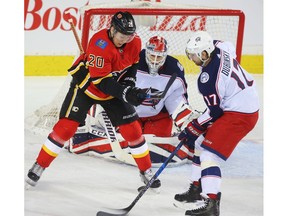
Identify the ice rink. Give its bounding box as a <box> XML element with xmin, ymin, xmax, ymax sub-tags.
<box><xmin>22</xmin><ymin>75</ymin><xmax>263</xmax><ymax>216</ymax></box>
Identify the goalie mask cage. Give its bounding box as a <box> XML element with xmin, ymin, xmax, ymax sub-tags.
<box><xmin>25</xmin><ymin>1</ymin><xmax>245</xmax><ymax>135</ymax></box>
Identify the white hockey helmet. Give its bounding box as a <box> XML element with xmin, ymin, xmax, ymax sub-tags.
<box><xmin>145</xmin><ymin>36</ymin><xmax>168</xmax><ymax>76</ymax></box>
<box><xmin>185</xmin><ymin>31</ymin><xmax>215</xmax><ymax>63</ymax></box>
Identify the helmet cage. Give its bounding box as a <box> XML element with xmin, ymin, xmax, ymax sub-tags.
<box><xmin>145</xmin><ymin>36</ymin><xmax>168</xmax><ymax>76</ymax></box>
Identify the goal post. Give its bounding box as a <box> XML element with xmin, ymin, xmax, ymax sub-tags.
<box><xmin>25</xmin><ymin>1</ymin><xmax>245</xmax><ymax>141</ymax></box>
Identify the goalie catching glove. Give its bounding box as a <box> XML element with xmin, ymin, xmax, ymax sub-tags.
<box><xmin>178</xmin><ymin>119</ymin><xmax>206</xmax><ymax>148</ymax></box>
<box><xmin>122</xmin><ymin>86</ymin><xmax>149</xmax><ymax>106</ymax></box>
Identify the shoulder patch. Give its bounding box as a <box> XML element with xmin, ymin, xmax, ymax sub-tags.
<box><xmin>200</xmin><ymin>72</ymin><xmax>209</xmax><ymax>83</ymax></box>
<box><xmin>95</xmin><ymin>39</ymin><xmax>108</xmax><ymax>49</ymax></box>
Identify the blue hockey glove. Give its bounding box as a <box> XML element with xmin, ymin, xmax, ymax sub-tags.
<box><xmin>178</xmin><ymin>119</ymin><xmax>206</xmax><ymax>149</ymax></box>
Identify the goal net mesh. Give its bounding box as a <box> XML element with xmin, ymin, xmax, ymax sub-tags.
<box><xmin>25</xmin><ymin>1</ymin><xmax>245</xmax><ymax>135</ymax></box>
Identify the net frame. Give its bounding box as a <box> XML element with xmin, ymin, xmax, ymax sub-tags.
<box><xmin>81</xmin><ymin>4</ymin><xmax>245</xmax><ymax>62</ymax></box>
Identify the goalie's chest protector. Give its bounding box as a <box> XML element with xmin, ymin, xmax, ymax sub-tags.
<box><xmin>135</xmin><ymin>71</ymin><xmax>172</xmax><ymax>117</ymax></box>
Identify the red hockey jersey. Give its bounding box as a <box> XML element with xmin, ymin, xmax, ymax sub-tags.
<box><xmin>84</xmin><ymin>28</ymin><xmax>141</xmax><ymax>100</ymax></box>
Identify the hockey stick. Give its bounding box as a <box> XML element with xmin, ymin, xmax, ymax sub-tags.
<box><xmin>96</xmin><ymin>140</ymin><xmax>185</xmax><ymax>216</ymax></box>
<box><xmin>65</xmin><ymin>11</ymin><xmax>84</xmax><ymax>54</ymax></box>
<box><xmin>147</xmin><ymin>73</ymin><xmax>177</xmax><ymax>99</ymax></box>
<box><xmin>65</xmin><ymin>11</ymin><xmax>136</xmax><ymax>165</ymax></box>
<box><xmin>101</xmin><ymin>111</ymin><xmax>136</xmax><ymax>166</ymax></box>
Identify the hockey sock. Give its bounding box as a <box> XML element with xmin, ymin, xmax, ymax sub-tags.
<box><xmin>36</xmin><ymin>132</ymin><xmax>65</xmax><ymax>168</ymax></box>
<box><xmin>36</xmin><ymin>118</ymin><xmax>79</xmax><ymax>168</ymax></box>
<box><xmin>193</xmin><ymin>181</ymin><xmax>200</xmax><ymax>186</ymax></box>
<box><xmin>207</xmin><ymin>193</ymin><xmax>218</xmax><ymax>200</ymax></box>
<box><xmin>129</xmin><ymin>139</ymin><xmax>151</xmax><ymax>172</ymax></box>
<box><xmin>118</xmin><ymin>121</ymin><xmax>152</xmax><ymax>171</ymax></box>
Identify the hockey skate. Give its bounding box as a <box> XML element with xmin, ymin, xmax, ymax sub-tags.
<box><xmin>174</xmin><ymin>183</ymin><xmax>202</xmax><ymax>202</ymax></box>
<box><xmin>26</xmin><ymin>162</ymin><xmax>45</xmax><ymax>187</ymax></box>
<box><xmin>173</xmin><ymin>183</ymin><xmax>203</xmax><ymax>210</ymax></box>
<box><xmin>185</xmin><ymin>192</ymin><xmax>221</xmax><ymax>216</ymax></box>
<box><xmin>138</xmin><ymin>168</ymin><xmax>161</xmax><ymax>193</ymax></box>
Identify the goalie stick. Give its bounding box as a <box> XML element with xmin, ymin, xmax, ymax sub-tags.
<box><xmin>101</xmin><ymin>111</ymin><xmax>136</xmax><ymax>166</ymax></box>
<box><xmin>96</xmin><ymin>140</ymin><xmax>185</xmax><ymax>216</ymax></box>
<box><xmin>146</xmin><ymin>72</ymin><xmax>177</xmax><ymax>99</ymax></box>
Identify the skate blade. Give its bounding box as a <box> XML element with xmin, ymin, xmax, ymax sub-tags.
<box><xmin>173</xmin><ymin>200</ymin><xmax>205</xmax><ymax>210</ymax></box>
<box><xmin>25</xmin><ymin>182</ymin><xmax>33</xmax><ymax>190</ymax></box>
<box><xmin>25</xmin><ymin>178</ymin><xmax>36</xmax><ymax>190</ymax></box>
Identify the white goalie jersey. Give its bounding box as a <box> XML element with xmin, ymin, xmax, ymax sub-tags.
<box><xmin>135</xmin><ymin>65</ymin><xmax>188</xmax><ymax>118</ymax></box>
<box><xmin>136</xmin><ymin>49</ymin><xmax>195</xmax><ymax>129</ymax></box>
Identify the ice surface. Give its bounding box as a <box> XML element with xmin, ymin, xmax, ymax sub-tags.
<box><xmin>24</xmin><ymin>76</ymin><xmax>263</xmax><ymax>216</ymax></box>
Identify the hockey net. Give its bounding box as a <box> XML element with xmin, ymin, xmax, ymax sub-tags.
<box><xmin>25</xmin><ymin>1</ymin><xmax>245</xmax><ymax>137</ymax></box>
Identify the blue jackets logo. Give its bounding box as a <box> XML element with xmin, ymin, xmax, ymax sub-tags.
<box><xmin>200</xmin><ymin>72</ymin><xmax>209</xmax><ymax>83</ymax></box>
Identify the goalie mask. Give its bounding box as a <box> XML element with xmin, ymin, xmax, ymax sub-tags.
<box><xmin>185</xmin><ymin>31</ymin><xmax>215</xmax><ymax>65</ymax></box>
<box><xmin>145</xmin><ymin>36</ymin><xmax>168</xmax><ymax>76</ymax></box>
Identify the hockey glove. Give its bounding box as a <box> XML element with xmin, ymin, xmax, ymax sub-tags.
<box><xmin>68</xmin><ymin>53</ymin><xmax>90</xmax><ymax>90</ymax></box>
<box><xmin>119</xmin><ymin>63</ymin><xmax>138</xmax><ymax>87</ymax></box>
<box><xmin>122</xmin><ymin>86</ymin><xmax>148</xmax><ymax>106</ymax></box>
<box><xmin>120</xmin><ymin>76</ymin><xmax>136</xmax><ymax>87</ymax></box>
<box><xmin>178</xmin><ymin>119</ymin><xmax>206</xmax><ymax>149</ymax></box>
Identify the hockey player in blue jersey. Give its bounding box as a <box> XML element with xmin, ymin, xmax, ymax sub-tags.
<box><xmin>174</xmin><ymin>31</ymin><xmax>260</xmax><ymax>216</ymax></box>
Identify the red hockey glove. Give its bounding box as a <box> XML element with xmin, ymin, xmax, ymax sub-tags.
<box><xmin>178</xmin><ymin>119</ymin><xmax>206</xmax><ymax>149</ymax></box>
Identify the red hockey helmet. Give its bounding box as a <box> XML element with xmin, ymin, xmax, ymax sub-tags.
<box><xmin>145</xmin><ymin>36</ymin><xmax>168</xmax><ymax>76</ymax></box>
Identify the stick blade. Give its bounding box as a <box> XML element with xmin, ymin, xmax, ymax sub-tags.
<box><xmin>96</xmin><ymin>207</ymin><xmax>130</xmax><ymax>216</ymax></box>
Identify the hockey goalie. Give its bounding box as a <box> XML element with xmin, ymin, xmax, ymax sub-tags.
<box><xmin>67</xmin><ymin>36</ymin><xmax>201</xmax><ymax>167</ymax></box>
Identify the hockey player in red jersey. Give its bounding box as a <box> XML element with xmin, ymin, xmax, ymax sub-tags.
<box><xmin>26</xmin><ymin>11</ymin><xmax>161</xmax><ymax>189</ymax></box>
<box><xmin>173</xmin><ymin>31</ymin><xmax>259</xmax><ymax>216</ymax></box>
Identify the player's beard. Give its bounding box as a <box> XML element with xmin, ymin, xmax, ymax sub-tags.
<box><xmin>194</xmin><ymin>60</ymin><xmax>203</xmax><ymax>66</ymax></box>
